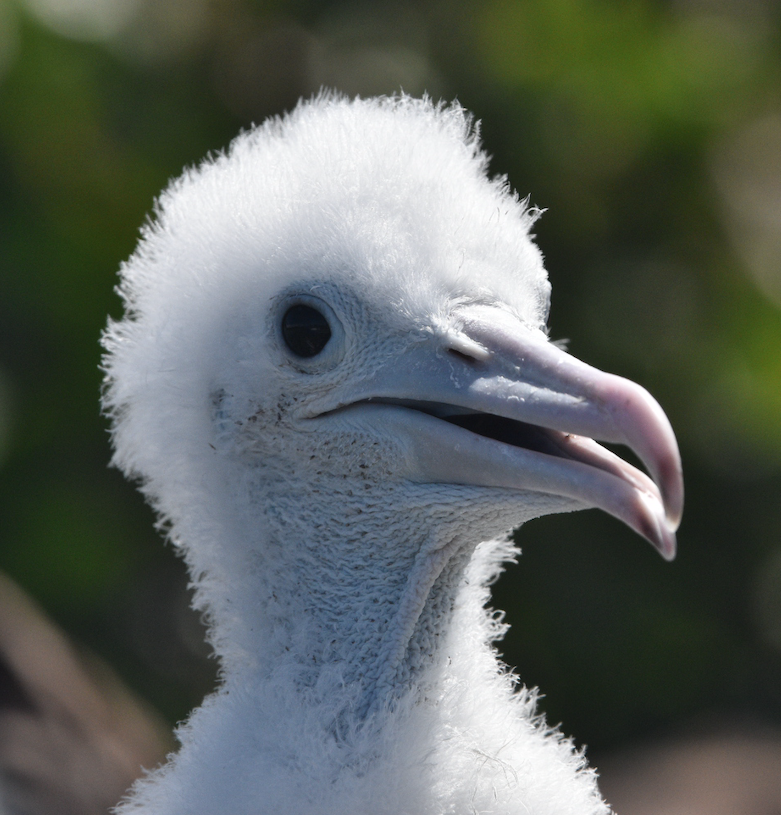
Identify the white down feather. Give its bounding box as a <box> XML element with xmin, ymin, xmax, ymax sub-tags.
<box><xmin>103</xmin><ymin>94</ymin><xmax>610</xmax><ymax>815</ymax></box>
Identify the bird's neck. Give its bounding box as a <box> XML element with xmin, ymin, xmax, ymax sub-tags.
<box><xmin>140</xmin><ymin>472</ymin><xmax>611</xmax><ymax>815</ymax></box>
<box><xmin>227</xmin><ymin>476</ymin><xmax>482</xmax><ymax>720</ymax></box>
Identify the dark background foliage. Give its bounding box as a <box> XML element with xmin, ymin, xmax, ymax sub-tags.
<box><xmin>1</xmin><ymin>0</ymin><xmax>780</xmax><ymax>761</ymax></box>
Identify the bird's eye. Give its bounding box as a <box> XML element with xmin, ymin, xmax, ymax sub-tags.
<box><xmin>281</xmin><ymin>304</ymin><xmax>332</xmax><ymax>358</ymax></box>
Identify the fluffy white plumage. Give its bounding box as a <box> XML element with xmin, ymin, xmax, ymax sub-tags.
<box><xmin>102</xmin><ymin>94</ymin><xmax>682</xmax><ymax>815</ymax></box>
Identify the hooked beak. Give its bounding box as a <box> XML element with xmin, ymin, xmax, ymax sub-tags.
<box><xmin>313</xmin><ymin>305</ymin><xmax>683</xmax><ymax>560</ymax></box>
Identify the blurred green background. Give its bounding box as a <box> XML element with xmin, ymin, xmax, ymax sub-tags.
<box><xmin>0</xmin><ymin>0</ymin><xmax>779</xmax><ymax>760</ymax></box>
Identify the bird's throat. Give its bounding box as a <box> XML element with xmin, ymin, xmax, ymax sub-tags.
<box><xmin>213</xmin><ymin>474</ymin><xmax>502</xmax><ymax>729</ymax></box>
<box><xmin>355</xmin><ymin>535</ymin><xmax>473</xmax><ymax>720</ymax></box>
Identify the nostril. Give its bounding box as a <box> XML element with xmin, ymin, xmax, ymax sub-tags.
<box><xmin>444</xmin><ymin>332</ymin><xmax>491</xmax><ymax>364</ymax></box>
<box><xmin>448</xmin><ymin>347</ymin><xmax>478</xmax><ymax>364</ymax></box>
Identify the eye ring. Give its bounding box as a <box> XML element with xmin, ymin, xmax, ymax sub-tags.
<box><xmin>274</xmin><ymin>292</ymin><xmax>346</xmax><ymax>372</ymax></box>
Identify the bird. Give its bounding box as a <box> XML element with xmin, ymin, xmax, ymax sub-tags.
<box><xmin>101</xmin><ymin>93</ymin><xmax>683</xmax><ymax>815</ymax></box>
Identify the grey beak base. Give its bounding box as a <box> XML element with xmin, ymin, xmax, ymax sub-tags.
<box><xmin>314</xmin><ymin>307</ymin><xmax>683</xmax><ymax>559</ymax></box>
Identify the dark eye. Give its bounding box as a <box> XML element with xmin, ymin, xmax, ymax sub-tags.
<box><xmin>281</xmin><ymin>304</ymin><xmax>332</xmax><ymax>358</ymax></box>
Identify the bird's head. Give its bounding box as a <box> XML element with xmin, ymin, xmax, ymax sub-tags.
<box><xmin>103</xmin><ymin>94</ymin><xmax>681</xmax><ymax>594</ymax></box>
